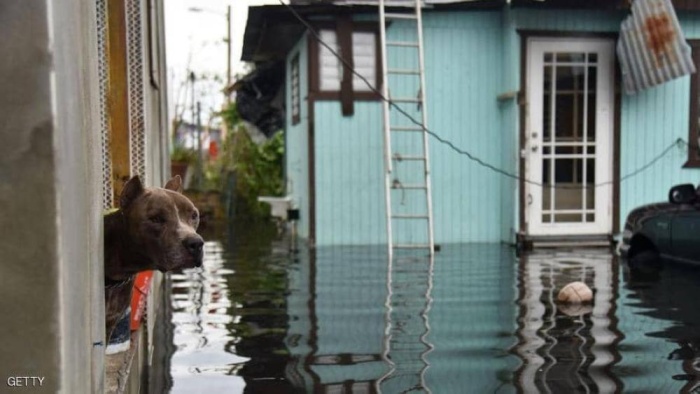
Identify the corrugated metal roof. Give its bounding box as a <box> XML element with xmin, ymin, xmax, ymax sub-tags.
<box><xmin>617</xmin><ymin>0</ymin><xmax>695</xmax><ymax>94</ymax></box>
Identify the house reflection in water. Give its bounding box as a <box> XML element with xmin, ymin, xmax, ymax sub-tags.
<box><xmin>617</xmin><ymin>263</ymin><xmax>700</xmax><ymax>393</ymax></box>
<box><xmin>162</xmin><ymin>233</ymin><xmax>700</xmax><ymax>392</ymax></box>
<box><xmin>378</xmin><ymin>254</ymin><xmax>434</xmax><ymax>393</ymax></box>
<box><xmin>285</xmin><ymin>245</ymin><xmax>519</xmax><ymax>393</ymax></box>
<box><xmin>513</xmin><ymin>250</ymin><xmax>622</xmax><ymax>393</ymax></box>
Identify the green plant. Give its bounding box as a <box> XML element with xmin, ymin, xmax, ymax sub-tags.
<box><xmin>219</xmin><ymin>102</ymin><xmax>242</xmax><ymax>130</ymax></box>
<box><xmin>171</xmin><ymin>145</ymin><xmax>198</xmax><ymax>164</ymax></box>
<box><xmin>219</xmin><ymin>103</ymin><xmax>284</xmax><ymax>218</ymax></box>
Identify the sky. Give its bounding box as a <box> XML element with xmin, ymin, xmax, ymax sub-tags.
<box><xmin>164</xmin><ymin>0</ymin><xmax>281</xmax><ymax>126</ymax></box>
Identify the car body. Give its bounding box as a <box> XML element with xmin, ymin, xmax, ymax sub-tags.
<box><xmin>619</xmin><ymin>183</ymin><xmax>700</xmax><ymax>268</ymax></box>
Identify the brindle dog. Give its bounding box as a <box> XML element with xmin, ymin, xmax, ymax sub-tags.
<box><xmin>104</xmin><ymin>175</ymin><xmax>203</xmax><ymax>341</ymax></box>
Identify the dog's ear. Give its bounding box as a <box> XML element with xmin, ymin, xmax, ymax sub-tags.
<box><xmin>120</xmin><ymin>176</ymin><xmax>145</xmax><ymax>209</ymax></box>
<box><xmin>164</xmin><ymin>175</ymin><xmax>183</xmax><ymax>193</ymax></box>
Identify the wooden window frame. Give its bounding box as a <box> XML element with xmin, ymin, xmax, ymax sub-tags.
<box><xmin>291</xmin><ymin>53</ymin><xmax>301</xmax><ymax>125</ymax></box>
<box><xmin>308</xmin><ymin>20</ymin><xmax>382</xmax><ymax>102</ymax></box>
<box><xmin>686</xmin><ymin>40</ymin><xmax>700</xmax><ymax>168</ymax></box>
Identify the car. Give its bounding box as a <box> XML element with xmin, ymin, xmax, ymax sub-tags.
<box><xmin>619</xmin><ymin>183</ymin><xmax>700</xmax><ymax>273</ymax></box>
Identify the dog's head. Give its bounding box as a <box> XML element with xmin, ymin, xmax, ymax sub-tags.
<box><xmin>120</xmin><ymin>175</ymin><xmax>204</xmax><ymax>272</ymax></box>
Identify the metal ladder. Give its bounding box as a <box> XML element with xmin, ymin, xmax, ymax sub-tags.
<box><xmin>379</xmin><ymin>0</ymin><xmax>434</xmax><ymax>260</ymax></box>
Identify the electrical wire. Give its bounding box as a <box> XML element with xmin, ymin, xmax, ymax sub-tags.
<box><xmin>276</xmin><ymin>0</ymin><xmax>688</xmax><ymax>190</ymax></box>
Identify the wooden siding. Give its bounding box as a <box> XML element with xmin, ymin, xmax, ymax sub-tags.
<box><xmin>286</xmin><ymin>34</ymin><xmax>311</xmax><ymax>239</ymax></box>
<box><xmin>314</xmin><ymin>12</ymin><xmax>504</xmax><ymax>245</ymax></box>
<box><xmin>314</xmin><ymin>101</ymin><xmax>386</xmax><ymax>245</ymax></box>
<box><xmin>294</xmin><ymin>8</ymin><xmax>700</xmax><ymax>245</ymax></box>
<box><xmin>425</xmin><ymin>12</ymin><xmax>504</xmax><ymax>244</ymax></box>
<box><xmin>500</xmin><ymin>7</ymin><xmax>520</xmax><ymax>243</ymax></box>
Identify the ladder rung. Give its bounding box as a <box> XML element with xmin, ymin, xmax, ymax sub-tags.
<box><xmin>393</xmin><ymin>244</ymin><xmax>432</xmax><ymax>249</ymax></box>
<box><xmin>391</xmin><ymin>126</ymin><xmax>424</xmax><ymax>132</ymax></box>
<box><xmin>386</xmin><ymin>41</ymin><xmax>419</xmax><ymax>47</ymax></box>
<box><xmin>382</xmin><ymin>3</ymin><xmax>433</xmax><ymax>257</ymax></box>
<box><xmin>385</xmin><ymin>13</ymin><xmax>418</xmax><ymax>20</ymax></box>
<box><xmin>391</xmin><ymin>97</ymin><xmax>421</xmax><ymax>103</ymax></box>
<box><xmin>391</xmin><ymin>184</ymin><xmax>427</xmax><ymax>190</ymax></box>
<box><xmin>392</xmin><ymin>214</ymin><xmax>429</xmax><ymax>219</ymax></box>
<box><xmin>392</xmin><ymin>155</ymin><xmax>426</xmax><ymax>161</ymax></box>
<box><xmin>388</xmin><ymin>69</ymin><xmax>420</xmax><ymax>75</ymax></box>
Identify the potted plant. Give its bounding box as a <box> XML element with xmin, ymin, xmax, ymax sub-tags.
<box><xmin>170</xmin><ymin>145</ymin><xmax>197</xmax><ymax>181</ymax></box>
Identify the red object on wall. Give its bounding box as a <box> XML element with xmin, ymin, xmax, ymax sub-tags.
<box><xmin>209</xmin><ymin>140</ymin><xmax>219</xmax><ymax>160</ymax></box>
<box><xmin>130</xmin><ymin>270</ymin><xmax>153</xmax><ymax>330</ymax></box>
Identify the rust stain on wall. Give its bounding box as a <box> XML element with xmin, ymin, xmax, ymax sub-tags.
<box><xmin>643</xmin><ymin>12</ymin><xmax>677</xmax><ymax>67</ymax></box>
<box><xmin>618</xmin><ymin>0</ymin><xmax>695</xmax><ymax>94</ymax></box>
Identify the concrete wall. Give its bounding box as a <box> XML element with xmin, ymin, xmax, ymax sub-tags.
<box><xmin>0</xmin><ymin>0</ymin><xmax>103</xmax><ymax>392</ymax></box>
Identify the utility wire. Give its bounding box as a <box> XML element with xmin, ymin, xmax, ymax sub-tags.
<box><xmin>277</xmin><ymin>0</ymin><xmax>687</xmax><ymax>190</ymax></box>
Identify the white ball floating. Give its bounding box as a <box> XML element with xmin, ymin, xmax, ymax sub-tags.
<box><xmin>557</xmin><ymin>281</ymin><xmax>593</xmax><ymax>304</ymax></box>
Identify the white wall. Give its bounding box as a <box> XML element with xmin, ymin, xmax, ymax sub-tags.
<box><xmin>0</xmin><ymin>0</ymin><xmax>103</xmax><ymax>392</ymax></box>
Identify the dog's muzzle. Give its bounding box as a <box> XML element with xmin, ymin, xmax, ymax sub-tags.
<box><xmin>183</xmin><ymin>235</ymin><xmax>204</xmax><ymax>266</ymax></box>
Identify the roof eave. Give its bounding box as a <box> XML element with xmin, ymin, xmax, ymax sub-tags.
<box><xmin>241</xmin><ymin>1</ymin><xmax>505</xmax><ymax>62</ymax></box>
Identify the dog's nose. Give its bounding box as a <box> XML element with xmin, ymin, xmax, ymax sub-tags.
<box><xmin>183</xmin><ymin>236</ymin><xmax>204</xmax><ymax>257</ymax></box>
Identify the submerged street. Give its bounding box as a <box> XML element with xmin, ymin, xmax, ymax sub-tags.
<box><xmin>156</xmin><ymin>220</ymin><xmax>700</xmax><ymax>393</ymax></box>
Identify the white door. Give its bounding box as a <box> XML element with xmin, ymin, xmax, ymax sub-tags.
<box><xmin>525</xmin><ymin>38</ymin><xmax>615</xmax><ymax>236</ymax></box>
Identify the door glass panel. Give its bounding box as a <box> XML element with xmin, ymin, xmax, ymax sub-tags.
<box><xmin>554</xmin><ymin>146</ymin><xmax>584</xmax><ymax>155</ymax></box>
<box><xmin>555</xmin><ymin>213</ymin><xmax>582</xmax><ymax>223</ymax></box>
<box><xmin>526</xmin><ymin>40</ymin><xmax>613</xmax><ymax>234</ymax></box>
<box><xmin>554</xmin><ymin>66</ymin><xmax>588</xmax><ymax>143</ymax></box>
<box><xmin>587</xmin><ymin>91</ymin><xmax>597</xmax><ymax>142</ymax></box>
<box><xmin>542</xmin><ymin>159</ymin><xmax>552</xmax><ymax>222</ymax></box>
<box><xmin>554</xmin><ymin>158</ymin><xmax>583</xmax><ymax>212</ymax></box>
<box><xmin>586</xmin><ymin>66</ymin><xmax>597</xmax><ymax>143</ymax></box>
<box><xmin>539</xmin><ymin>50</ymin><xmax>598</xmax><ymax>226</ymax></box>
<box><xmin>543</xmin><ymin>65</ymin><xmax>553</xmax><ymax>142</ymax></box>
<box><xmin>555</xmin><ymin>53</ymin><xmax>586</xmax><ymax>63</ymax></box>
<box><xmin>585</xmin><ymin>158</ymin><xmax>595</xmax><ymax>210</ymax></box>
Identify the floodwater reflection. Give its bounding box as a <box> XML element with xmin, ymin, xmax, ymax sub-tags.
<box><xmin>513</xmin><ymin>250</ymin><xmax>620</xmax><ymax>393</ymax></box>
<box><xmin>155</xmin><ymin>222</ymin><xmax>700</xmax><ymax>393</ymax></box>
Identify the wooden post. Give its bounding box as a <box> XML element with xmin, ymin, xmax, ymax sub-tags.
<box><xmin>107</xmin><ymin>0</ymin><xmax>131</xmax><ymax>204</ymax></box>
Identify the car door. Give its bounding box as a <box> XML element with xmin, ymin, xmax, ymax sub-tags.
<box><xmin>670</xmin><ymin>205</ymin><xmax>700</xmax><ymax>265</ymax></box>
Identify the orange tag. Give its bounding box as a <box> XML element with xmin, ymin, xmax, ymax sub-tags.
<box><xmin>130</xmin><ymin>270</ymin><xmax>153</xmax><ymax>330</ymax></box>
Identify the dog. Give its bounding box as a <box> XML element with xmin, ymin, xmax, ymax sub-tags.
<box><xmin>104</xmin><ymin>175</ymin><xmax>204</xmax><ymax>341</ymax></box>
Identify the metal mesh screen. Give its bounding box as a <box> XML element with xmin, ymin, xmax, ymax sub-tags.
<box><xmin>97</xmin><ymin>0</ymin><xmax>114</xmax><ymax>209</ymax></box>
<box><xmin>127</xmin><ymin>0</ymin><xmax>147</xmax><ymax>183</ymax></box>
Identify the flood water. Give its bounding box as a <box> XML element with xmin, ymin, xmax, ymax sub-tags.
<box><xmin>157</xmin><ymin>221</ymin><xmax>700</xmax><ymax>393</ymax></box>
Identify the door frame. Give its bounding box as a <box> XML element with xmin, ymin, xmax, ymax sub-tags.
<box><xmin>518</xmin><ymin>30</ymin><xmax>621</xmax><ymax>239</ymax></box>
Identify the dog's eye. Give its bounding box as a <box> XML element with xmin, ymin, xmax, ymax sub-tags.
<box><xmin>191</xmin><ymin>212</ymin><xmax>199</xmax><ymax>221</ymax></box>
<box><xmin>149</xmin><ymin>215</ymin><xmax>165</xmax><ymax>224</ymax></box>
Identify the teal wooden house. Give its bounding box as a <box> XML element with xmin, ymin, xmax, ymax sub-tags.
<box><xmin>240</xmin><ymin>0</ymin><xmax>700</xmax><ymax>247</ymax></box>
